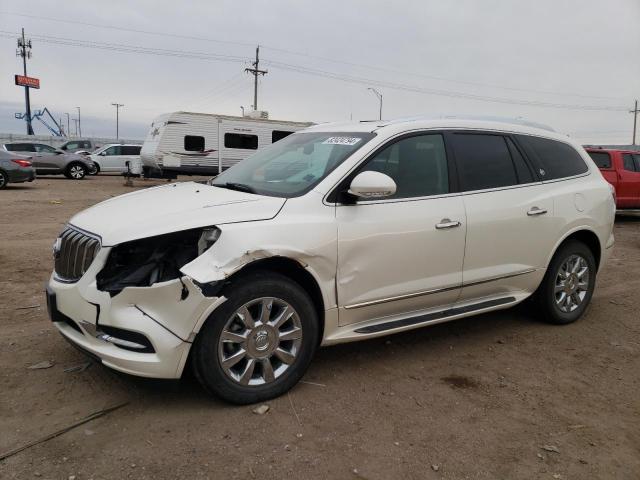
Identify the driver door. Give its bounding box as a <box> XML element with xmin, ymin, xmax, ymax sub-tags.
<box><xmin>100</xmin><ymin>145</ymin><xmax>124</xmax><ymax>172</ymax></box>
<box><xmin>336</xmin><ymin>133</ymin><xmax>466</xmax><ymax>326</ymax></box>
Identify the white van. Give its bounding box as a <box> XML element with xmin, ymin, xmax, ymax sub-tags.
<box><xmin>90</xmin><ymin>144</ymin><xmax>142</xmax><ymax>175</ymax></box>
<box><xmin>140</xmin><ymin>111</ymin><xmax>312</xmax><ymax>177</ymax></box>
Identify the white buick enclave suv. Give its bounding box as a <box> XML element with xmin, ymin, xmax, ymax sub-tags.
<box><xmin>47</xmin><ymin>117</ymin><xmax>615</xmax><ymax>404</ymax></box>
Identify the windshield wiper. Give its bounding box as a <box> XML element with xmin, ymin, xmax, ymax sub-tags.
<box><xmin>215</xmin><ymin>182</ymin><xmax>255</xmax><ymax>193</ymax></box>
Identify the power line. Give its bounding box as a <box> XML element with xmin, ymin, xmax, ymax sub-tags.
<box><xmin>0</xmin><ymin>11</ymin><xmax>629</xmax><ymax>102</ymax></box>
<box><xmin>0</xmin><ymin>30</ymin><xmax>630</xmax><ymax>112</ymax></box>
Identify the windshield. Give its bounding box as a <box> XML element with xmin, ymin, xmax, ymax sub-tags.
<box><xmin>210</xmin><ymin>131</ymin><xmax>375</xmax><ymax>197</ymax></box>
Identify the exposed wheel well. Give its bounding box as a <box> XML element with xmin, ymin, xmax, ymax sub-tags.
<box><xmin>556</xmin><ymin>230</ymin><xmax>602</xmax><ymax>271</ymax></box>
<box><xmin>224</xmin><ymin>257</ymin><xmax>326</xmax><ymax>341</ymax></box>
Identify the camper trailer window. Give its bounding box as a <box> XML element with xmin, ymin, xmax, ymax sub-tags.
<box><xmin>184</xmin><ymin>135</ymin><xmax>205</xmax><ymax>152</ymax></box>
<box><xmin>272</xmin><ymin>130</ymin><xmax>294</xmax><ymax>143</ymax></box>
<box><xmin>225</xmin><ymin>133</ymin><xmax>259</xmax><ymax>150</ymax></box>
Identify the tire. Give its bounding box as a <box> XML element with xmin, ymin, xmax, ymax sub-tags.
<box><xmin>192</xmin><ymin>271</ymin><xmax>319</xmax><ymax>404</ymax></box>
<box><xmin>0</xmin><ymin>170</ymin><xmax>7</xmax><ymax>189</ymax></box>
<box><xmin>65</xmin><ymin>162</ymin><xmax>87</xmax><ymax>180</ymax></box>
<box><xmin>88</xmin><ymin>163</ymin><xmax>99</xmax><ymax>175</ymax></box>
<box><xmin>535</xmin><ymin>240</ymin><xmax>596</xmax><ymax>325</ymax></box>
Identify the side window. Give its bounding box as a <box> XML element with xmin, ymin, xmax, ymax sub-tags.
<box><xmin>450</xmin><ymin>134</ymin><xmax>518</xmax><ymax>191</ymax></box>
<box><xmin>104</xmin><ymin>146</ymin><xmax>121</xmax><ymax>156</ymax></box>
<box><xmin>588</xmin><ymin>152</ymin><xmax>612</xmax><ymax>169</ymax></box>
<box><xmin>184</xmin><ymin>135</ymin><xmax>205</xmax><ymax>152</ymax></box>
<box><xmin>633</xmin><ymin>154</ymin><xmax>640</xmax><ymax>171</ymax></box>
<box><xmin>35</xmin><ymin>144</ymin><xmax>57</xmax><ymax>153</ymax></box>
<box><xmin>358</xmin><ymin>134</ymin><xmax>449</xmax><ymax>199</ymax></box>
<box><xmin>517</xmin><ymin>135</ymin><xmax>588</xmax><ymax>180</ymax></box>
<box><xmin>122</xmin><ymin>146</ymin><xmax>141</xmax><ymax>155</ymax></box>
<box><xmin>622</xmin><ymin>154</ymin><xmax>636</xmax><ymax>172</ymax></box>
<box><xmin>65</xmin><ymin>142</ymin><xmax>80</xmax><ymax>151</ymax></box>
<box><xmin>224</xmin><ymin>133</ymin><xmax>258</xmax><ymax>150</ymax></box>
<box><xmin>272</xmin><ymin>130</ymin><xmax>294</xmax><ymax>143</ymax></box>
<box><xmin>6</xmin><ymin>143</ymin><xmax>35</xmax><ymax>152</ymax></box>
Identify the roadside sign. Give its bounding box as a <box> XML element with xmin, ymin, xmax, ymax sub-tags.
<box><xmin>14</xmin><ymin>74</ymin><xmax>40</xmax><ymax>89</ymax></box>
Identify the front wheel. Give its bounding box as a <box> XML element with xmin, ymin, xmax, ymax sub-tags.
<box><xmin>0</xmin><ymin>170</ymin><xmax>8</xmax><ymax>189</ymax></box>
<box><xmin>535</xmin><ymin>240</ymin><xmax>596</xmax><ymax>325</ymax></box>
<box><xmin>65</xmin><ymin>163</ymin><xmax>87</xmax><ymax>180</ymax></box>
<box><xmin>192</xmin><ymin>272</ymin><xmax>319</xmax><ymax>404</ymax></box>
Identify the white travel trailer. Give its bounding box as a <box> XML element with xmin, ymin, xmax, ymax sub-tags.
<box><xmin>140</xmin><ymin>111</ymin><xmax>312</xmax><ymax>177</ymax></box>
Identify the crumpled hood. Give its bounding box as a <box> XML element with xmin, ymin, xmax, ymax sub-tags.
<box><xmin>69</xmin><ymin>182</ymin><xmax>286</xmax><ymax>246</ymax></box>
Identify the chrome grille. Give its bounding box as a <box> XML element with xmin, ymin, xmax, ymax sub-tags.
<box><xmin>54</xmin><ymin>227</ymin><xmax>101</xmax><ymax>282</ymax></box>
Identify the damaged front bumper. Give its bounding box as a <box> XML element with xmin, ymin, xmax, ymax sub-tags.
<box><xmin>46</xmin><ymin>247</ymin><xmax>225</xmax><ymax>379</ymax></box>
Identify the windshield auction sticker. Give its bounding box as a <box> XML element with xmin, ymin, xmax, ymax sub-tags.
<box><xmin>322</xmin><ymin>137</ymin><xmax>362</xmax><ymax>146</ymax></box>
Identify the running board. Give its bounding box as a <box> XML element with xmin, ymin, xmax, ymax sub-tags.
<box><xmin>353</xmin><ymin>297</ymin><xmax>516</xmax><ymax>334</ymax></box>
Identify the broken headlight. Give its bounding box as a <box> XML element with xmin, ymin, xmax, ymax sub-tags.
<box><xmin>96</xmin><ymin>227</ymin><xmax>220</xmax><ymax>295</ymax></box>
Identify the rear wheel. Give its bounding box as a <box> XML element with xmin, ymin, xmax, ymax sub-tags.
<box><xmin>65</xmin><ymin>162</ymin><xmax>87</xmax><ymax>180</ymax></box>
<box><xmin>192</xmin><ymin>271</ymin><xmax>319</xmax><ymax>404</ymax></box>
<box><xmin>535</xmin><ymin>240</ymin><xmax>596</xmax><ymax>324</ymax></box>
<box><xmin>0</xmin><ymin>170</ymin><xmax>8</xmax><ymax>189</ymax></box>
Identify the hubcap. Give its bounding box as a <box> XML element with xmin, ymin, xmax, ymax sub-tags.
<box><xmin>218</xmin><ymin>297</ymin><xmax>302</xmax><ymax>386</ymax></box>
<box><xmin>70</xmin><ymin>166</ymin><xmax>84</xmax><ymax>178</ymax></box>
<box><xmin>554</xmin><ymin>254</ymin><xmax>590</xmax><ymax>313</ymax></box>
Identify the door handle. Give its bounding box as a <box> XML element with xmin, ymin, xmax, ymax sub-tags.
<box><xmin>435</xmin><ymin>218</ymin><xmax>461</xmax><ymax>229</ymax></box>
<box><xmin>527</xmin><ymin>206</ymin><xmax>548</xmax><ymax>216</ymax></box>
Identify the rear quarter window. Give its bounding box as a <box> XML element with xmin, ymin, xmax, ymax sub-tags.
<box><xmin>588</xmin><ymin>151</ymin><xmax>612</xmax><ymax>169</ymax></box>
<box><xmin>516</xmin><ymin>135</ymin><xmax>588</xmax><ymax>180</ymax></box>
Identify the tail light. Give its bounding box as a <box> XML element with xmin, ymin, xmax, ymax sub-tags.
<box><xmin>11</xmin><ymin>159</ymin><xmax>32</xmax><ymax>168</ymax></box>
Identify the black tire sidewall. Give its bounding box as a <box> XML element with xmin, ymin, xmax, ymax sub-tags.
<box><xmin>0</xmin><ymin>171</ymin><xmax>7</xmax><ymax>189</ymax></box>
<box><xmin>192</xmin><ymin>271</ymin><xmax>319</xmax><ymax>404</ymax></box>
<box><xmin>538</xmin><ymin>240</ymin><xmax>597</xmax><ymax>325</ymax></box>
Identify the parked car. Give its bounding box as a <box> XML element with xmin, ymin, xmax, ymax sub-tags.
<box><xmin>585</xmin><ymin>148</ymin><xmax>640</xmax><ymax>209</ymax></box>
<box><xmin>46</xmin><ymin>117</ymin><xmax>615</xmax><ymax>404</ymax></box>
<box><xmin>90</xmin><ymin>144</ymin><xmax>142</xmax><ymax>174</ymax></box>
<box><xmin>2</xmin><ymin>142</ymin><xmax>96</xmax><ymax>179</ymax></box>
<box><xmin>0</xmin><ymin>150</ymin><xmax>36</xmax><ymax>189</ymax></box>
<box><xmin>59</xmin><ymin>139</ymin><xmax>101</xmax><ymax>155</ymax></box>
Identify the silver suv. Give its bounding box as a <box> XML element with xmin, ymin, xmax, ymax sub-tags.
<box><xmin>2</xmin><ymin>142</ymin><xmax>96</xmax><ymax>179</ymax></box>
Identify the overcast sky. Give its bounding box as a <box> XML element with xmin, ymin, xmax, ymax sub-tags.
<box><xmin>1</xmin><ymin>0</ymin><xmax>639</xmax><ymax>143</ymax></box>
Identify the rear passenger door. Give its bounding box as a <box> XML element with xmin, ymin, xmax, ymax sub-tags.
<box><xmin>447</xmin><ymin>132</ymin><xmax>554</xmax><ymax>302</ymax></box>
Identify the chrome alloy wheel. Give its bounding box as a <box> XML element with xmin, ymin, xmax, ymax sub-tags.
<box><xmin>554</xmin><ymin>254</ymin><xmax>590</xmax><ymax>313</ymax></box>
<box><xmin>69</xmin><ymin>165</ymin><xmax>85</xmax><ymax>179</ymax></box>
<box><xmin>218</xmin><ymin>297</ymin><xmax>303</xmax><ymax>386</ymax></box>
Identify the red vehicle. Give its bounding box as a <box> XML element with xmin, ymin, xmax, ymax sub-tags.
<box><xmin>586</xmin><ymin>148</ymin><xmax>640</xmax><ymax>209</ymax></box>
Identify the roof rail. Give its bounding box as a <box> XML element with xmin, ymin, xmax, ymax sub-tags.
<box><xmin>381</xmin><ymin>115</ymin><xmax>556</xmax><ymax>132</ymax></box>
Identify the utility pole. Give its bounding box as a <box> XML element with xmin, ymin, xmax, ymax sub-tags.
<box><xmin>630</xmin><ymin>99</ymin><xmax>639</xmax><ymax>145</ymax></box>
<box><xmin>65</xmin><ymin>113</ymin><xmax>70</xmax><ymax>137</ymax></box>
<box><xmin>245</xmin><ymin>46</ymin><xmax>267</xmax><ymax>111</ymax></box>
<box><xmin>16</xmin><ymin>28</ymin><xmax>34</xmax><ymax>135</ymax></box>
<box><xmin>240</xmin><ymin>106</ymin><xmax>245</xmax><ymax>117</ymax></box>
<box><xmin>76</xmin><ymin>106</ymin><xmax>81</xmax><ymax>137</ymax></box>
<box><xmin>72</xmin><ymin>118</ymin><xmax>79</xmax><ymax>136</ymax></box>
<box><xmin>111</xmin><ymin>103</ymin><xmax>124</xmax><ymax>139</ymax></box>
<box><xmin>368</xmin><ymin>87</ymin><xmax>383</xmax><ymax>120</ymax></box>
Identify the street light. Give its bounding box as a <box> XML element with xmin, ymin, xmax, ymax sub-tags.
<box><xmin>367</xmin><ymin>87</ymin><xmax>383</xmax><ymax>120</ymax></box>
<box><xmin>111</xmin><ymin>103</ymin><xmax>124</xmax><ymax>139</ymax></box>
<box><xmin>64</xmin><ymin>113</ymin><xmax>70</xmax><ymax>137</ymax></box>
<box><xmin>75</xmin><ymin>106</ymin><xmax>81</xmax><ymax>137</ymax></box>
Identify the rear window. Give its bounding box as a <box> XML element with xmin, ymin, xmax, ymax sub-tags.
<box><xmin>588</xmin><ymin>152</ymin><xmax>612</xmax><ymax>169</ymax></box>
<box><xmin>517</xmin><ymin>136</ymin><xmax>588</xmax><ymax>180</ymax></box>
<box><xmin>225</xmin><ymin>133</ymin><xmax>258</xmax><ymax>150</ymax></box>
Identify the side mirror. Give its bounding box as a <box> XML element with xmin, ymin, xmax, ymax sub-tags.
<box><xmin>99</xmin><ymin>151</ymin><xmax>106</xmax><ymax>156</ymax></box>
<box><xmin>348</xmin><ymin>171</ymin><xmax>396</xmax><ymax>200</ymax></box>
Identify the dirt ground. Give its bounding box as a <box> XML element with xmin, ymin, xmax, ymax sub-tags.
<box><xmin>0</xmin><ymin>175</ymin><xmax>638</xmax><ymax>480</ymax></box>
